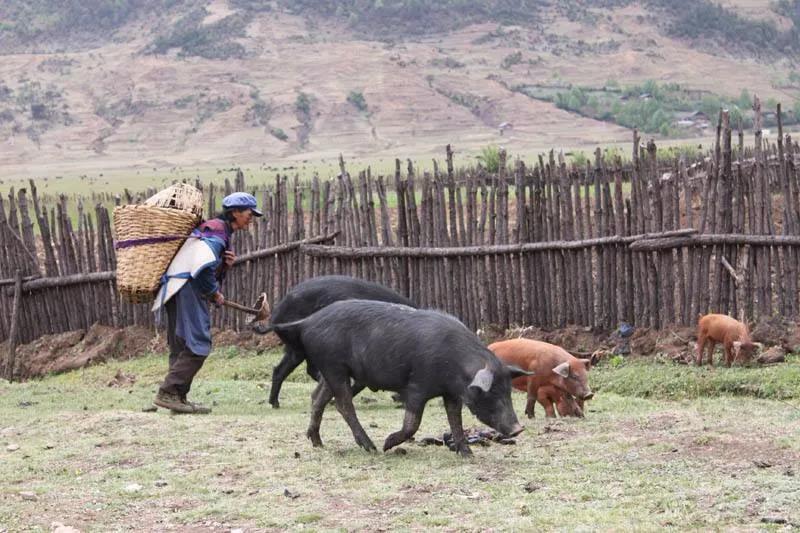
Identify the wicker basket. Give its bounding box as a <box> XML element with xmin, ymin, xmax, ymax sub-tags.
<box><xmin>114</xmin><ymin>205</ymin><xmax>201</xmax><ymax>303</ymax></box>
<box><xmin>143</xmin><ymin>182</ymin><xmax>204</xmax><ymax>218</ymax></box>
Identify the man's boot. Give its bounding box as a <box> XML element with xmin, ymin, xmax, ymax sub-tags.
<box><xmin>156</xmin><ymin>351</ymin><xmax>210</xmax><ymax>414</ymax></box>
<box><xmin>154</xmin><ymin>390</ymin><xmax>194</xmax><ymax>413</ymax></box>
<box><xmin>180</xmin><ymin>397</ymin><xmax>212</xmax><ymax>414</ymax></box>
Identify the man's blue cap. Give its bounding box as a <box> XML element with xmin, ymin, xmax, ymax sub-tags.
<box><xmin>222</xmin><ymin>192</ymin><xmax>263</xmax><ymax>217</ymax></box>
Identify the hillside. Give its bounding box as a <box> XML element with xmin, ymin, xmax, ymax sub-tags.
<box><xmin>0</xmin><ymin>0</ymin><xmax>798</xmax><ymax>180</ymax></box>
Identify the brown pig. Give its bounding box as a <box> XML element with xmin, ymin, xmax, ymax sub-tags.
<box><xmin>696</xmin><ymin>313</ymin><xmax>762</xmax><ymax>367</ymax></box>
<box><xmin>536</xmin><ymin>385</ymin><xmax>585</xmax><ymax>418</ymax></box>
<box><xmin>488</xmin><ymin>339</ymin><xmax>593</xmax><ymax>418</ymax></box>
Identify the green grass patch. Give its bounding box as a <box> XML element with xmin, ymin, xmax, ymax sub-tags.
<box><xmin>593</xmin><ymin>354</ymin><xmax>800</xmax><ymax>400</ymax></box>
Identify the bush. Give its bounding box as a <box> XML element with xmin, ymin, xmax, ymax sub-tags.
<box><xmin>347</xmin><ymin>90</ymin><xmax>368</xmax><ymax>112</ymax></box>
<box><xmin>656</xmin><ymin>144</ymin><xmax>702</xmax><ymax>161</ymax></box>
<box><xmin>501</xmin><ymin>51</ymin><xmax>523</xmax><ymax>70</ymax></box>
<box><xmin>148</xmin><ymin>9</ymin><xmax>248</xmax><ymax>60</ymax></box>
<box><xmin>280</xmin><ymin>0</ymin><xmax>543</xmax><ymax>39</ymax></box>
<box><xmin>429</xmin><ymin>57</ymin><xmax>465</xmax><ymax>69</ymax></box>
<box><xmin>477</xmin><ymin>145</ymin><xmax>502</xmax><ymax>173</ymax></box>
<box><xmin>295</xmin><ymin>92</ymin><xmax>312</xmax><ymax>116</ymax></box>
<box><xmin>270</xmin><ymin>127</ymin><xmax>289</xmax><ymax>141</ymax></box>
<box><xmin>737</xmin><ymin>89</ymin><xmax>752</xmax><ymax>110</ymax></box>
<box><xmin>0</xmin><ymin>0</ymin><xmax>174</xmax><ymax>48</ymax></box>
<box><xmin>568</xmin><ymin>151</ymin><xmax>589</xmax><ymax>166</ymax></box>
<box><xmin>648</xmin><ymin>0</ymin><xmax>798</xmax><ymax>57</ymax></box>
<box><xmin>246</xmin><ymin>98</ymin><xmax>272</xmax><ymax>127</ymax></box>
<box><xmin>230</xmin><ymin>0</ymin><xmax>272</xmax><ymax>11</ymax></box>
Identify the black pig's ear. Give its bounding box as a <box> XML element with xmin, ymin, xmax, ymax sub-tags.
<box><xmin>469</xmin><ymin>366</ymin><xmax>494</xmax><ymax>392</ymax></box>
<box><xmin>506</xmin><ymin>365</ymin><xmax>534</xmax><ymax>379</ymax></box>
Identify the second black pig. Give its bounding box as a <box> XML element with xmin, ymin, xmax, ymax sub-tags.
<box><xmin>253</xmin><ymin>275</ymin><xmax>417</xmax><ymax>408</ymax></box>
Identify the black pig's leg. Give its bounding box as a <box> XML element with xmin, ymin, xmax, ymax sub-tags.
<box><xmin>306</xmin><ymin>379</ymin><xmax>333</xmax><ymax>447</ymax></box>
<box><xmin>305</xmin><ymin>361</ymin><xmax>321</xmax><ymax>381</ymax></box>
<box><xmin>328</xmin><ymin>379</ymin><xmax>377</xmax><ymax>452</ymax></box>
<box><xmin>270</xmin><ymin>346</ymin><xmax>305</xmax><ymax>408</ymax></box>
<box><xmin>351</xmin><ymin>382</ymin><xmax>366</xmax><ymax>398</ymax></box>
<box><xmin>443</xmin><ymin>396</ymin><xmax>472</xmax><ymax>457</ymax></box>
<box><xmin>383</xmin><ymin>401</ymin><xmax>425</xmax><ymax>452</ymax></box>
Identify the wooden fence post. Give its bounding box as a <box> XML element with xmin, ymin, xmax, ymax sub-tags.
<box><xmin>4</xmin><ymin>270</ymin><xmax>23</xmax><ymax>381</ymax></box>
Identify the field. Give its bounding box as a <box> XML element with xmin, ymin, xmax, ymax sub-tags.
<box><xmin>2</xmin><ymin>347</ymin><xmax>799</xmax><ymax>531</ymax></box>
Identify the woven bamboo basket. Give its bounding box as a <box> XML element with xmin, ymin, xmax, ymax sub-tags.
<box><xmin>114</xmin><ymin>184</ymin><xmax>203</xmax><ymax>303</ymax></box>
<box><xmin>143</xmin><ymin>182</ymin><xmax>204</xmax><ymax>218</ymax></box>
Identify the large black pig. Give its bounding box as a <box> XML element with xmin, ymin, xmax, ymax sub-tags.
<box><xmin>270</xmin><ymin>299</ymin><xmax>531</xmax><ymax>456</ymax></box>
<box><xmin>253</xmin><ymin>275</ymin><xmax>417</xmax><ymax>408</ymax></box>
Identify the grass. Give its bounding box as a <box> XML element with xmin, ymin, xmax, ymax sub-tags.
<box><xmin>593</xmin><ymin>354</ymin><xmax>800</xmax><ymax>400</ymax></box>
<box><xmin>1</xmin><ymin>347</ymin><xmax>799</xmax><ymax>530</ymax></box>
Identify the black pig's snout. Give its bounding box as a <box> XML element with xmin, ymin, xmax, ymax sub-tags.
<box><xmin>507</xmin><ymin>424</ymin><xmax>524</xmax><ymax>438</ymax></box>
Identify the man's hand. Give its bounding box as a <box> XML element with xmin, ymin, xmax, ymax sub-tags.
<box><xmin>223</xmin><ymin>250</ymin><xmax>236</xmax><ymax>268</ymax></box>
<box><xmin>212</xmin><ymin>292</ymin><xmax>225</xmax><ymax>307</ymax></box>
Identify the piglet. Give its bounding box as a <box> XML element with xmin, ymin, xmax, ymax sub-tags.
<box><xmin>696</xmin><ymin>313</ymin><xmax>762</xmax><ymax>367</ymax></box>
<box><xmin>489</xmin><ymin>339</ymin><xmax>593</xmax><ymax>419</ymax></box>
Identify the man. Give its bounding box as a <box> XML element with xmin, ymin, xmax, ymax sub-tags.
<box><xmin>152</xmin><ymin>192</ymin><xmax>262</xmax><ymax>413</ymax></box>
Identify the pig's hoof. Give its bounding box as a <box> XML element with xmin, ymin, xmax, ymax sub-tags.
<box><xmin>382</xmin><ymin>433</ymin><xmax>405</xmax><ymax>452</ymax></box>
<box><xmin>455</xmin><ymin>445</ymin><xmax>473</xmax><ymax>458</ymax></box>
<box><xmin>270</xmin><ymin>401</ymin><xmax>280</xmax><ymax>409</ymax></box>
<box><xmin>356</xmin><ymin>436</ymin><xmax>377</xmax><ymax>452</ymax></box>
<box><xmin>306</xmin><ymin>430</ymin><xmax>323</xmax><ymax>447</ymax></box>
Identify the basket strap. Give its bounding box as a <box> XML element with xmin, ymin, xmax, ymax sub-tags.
<box><xmin>154</xmin><ymin>271</ymin><xmax>193</xmax><ymax>325</ymax></box>
<box><xmin>115</xmin><ymin>235</ymin><xmax>185</xmax><ymax>250</ymax></box>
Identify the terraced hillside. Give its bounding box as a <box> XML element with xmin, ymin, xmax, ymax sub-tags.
<box><xmin>0</xmin><ymin>0</ymin><xmax>798</xmax><ymax>180</ymax></box>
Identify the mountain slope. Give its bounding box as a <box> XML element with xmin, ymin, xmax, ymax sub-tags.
<box><xmin>0</xmin><ymin>0</ymin><xmax>797</xmax><ymax>178</ymax></box>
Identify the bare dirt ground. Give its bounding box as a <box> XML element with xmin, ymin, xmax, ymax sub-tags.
<box><xmin>2</xmin><ymin>325</ymin><xmax>280</xmax><ymax>379</ymax></box>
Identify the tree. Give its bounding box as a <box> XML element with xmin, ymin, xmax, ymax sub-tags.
<box><xmin>737</xmin><ymin>89</ymin><xmax>751</xmax><ymax>109</ymax></box>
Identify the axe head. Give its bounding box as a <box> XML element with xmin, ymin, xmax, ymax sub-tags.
<box><xmin>251</xmin><ymin>292</ymin><xmax>271</xmax><ymax>323</ymax></box>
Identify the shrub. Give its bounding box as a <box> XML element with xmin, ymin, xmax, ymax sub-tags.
<box><xmin>270</xmin><ymin>127</ymin><xmax>289</xmax><ymax>141</ymax></box>
<box><xmin>295</xmin><ymin>92</ymin><xmax>312</xmax><ymax>116</ymax></box>
<box><xmin>501</xmin><ymin>51</ymin><xmax>523</xmax><ymax>70</ymax></box>
<box><xmin>246</xmin><ymin>99</ymin><xmax>272</xmax><ymax>127</ymax></box>
<box><xmin>347</xmin><ymin>90</ymin><xmax>367</xmax><ymax>112</ymax></box>
<box><xmin>429</xmin><ymin>57</ymin><xmax>465</xmax><ymax>69</ymax></box>
<box><xmin>280</xmin><ymin>1</ymin><xmax>542</xmax><ymax>39</ymax></box>
<box><xmin>477</xmin><ymin>145</ymin><xmax>501</xmax><ymax>173</ymax></box>
<box><xmin>737</xmin><ymin>89</ymin><xmax>752</xmax><ymax>110</ymax></box>
<box><xmin>649</xmin><ymin>0</ymin><xmax>798</xmax><ymax>57</ymax></box>
<box><xmin>148</xmin><ymin>9</ymin><xmax>248</xmax><ymax>60</ymax></box>
<box><xmin>568</xmin><ymin>151</ymin><xmax>589</xmax><ymax>166</ymax></box>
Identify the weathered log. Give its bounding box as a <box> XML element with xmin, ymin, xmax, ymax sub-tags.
<box><xmin>302</xmin><ymin>229</ymin><xmax>698</xmax><ymax>258</ymax></box>
<box><xmin>233</xmin><ymin>232</ymin><xmax>339</xmax><ymax>263</ymax></box>
<box><xmin>631</xmin><ymin>234</ymin><xmax>800</xmax><ymax>251</ymax></box>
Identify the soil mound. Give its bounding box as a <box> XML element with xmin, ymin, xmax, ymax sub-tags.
<box><xmin>3</xmin><ymin>323</ymin><xmax>281</xmax><ymax>380</ymax></box>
